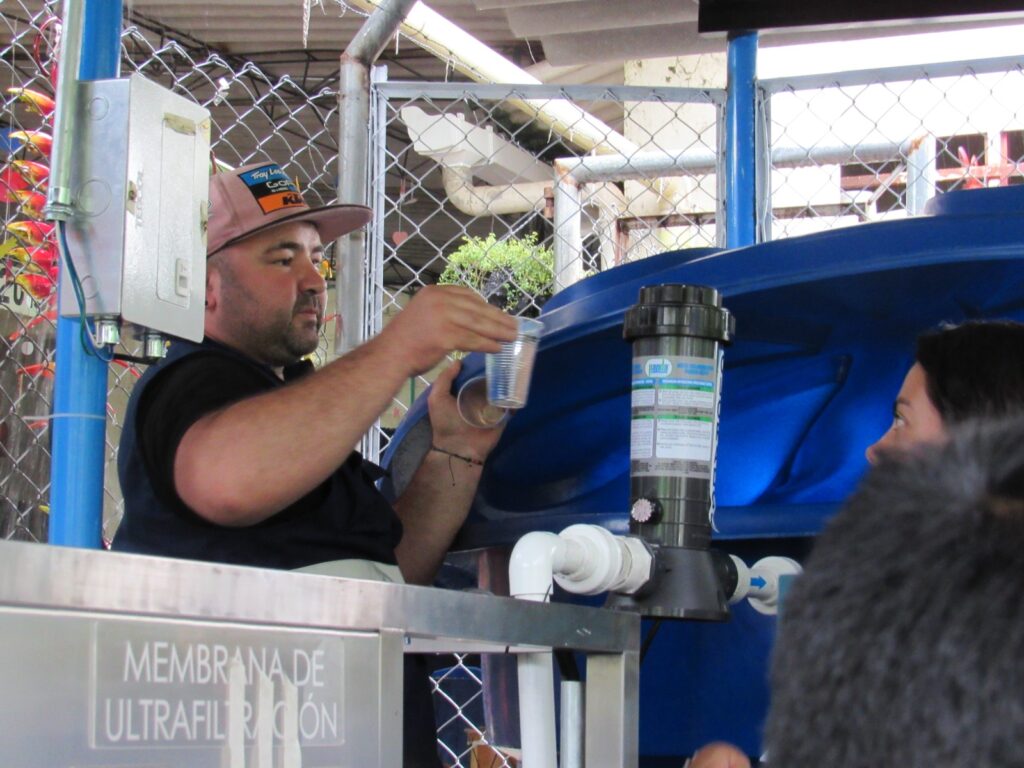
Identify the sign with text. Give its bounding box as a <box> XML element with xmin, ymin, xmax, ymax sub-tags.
<box><xmin>0</xmin><ymin>608</ymin><xmax>385</xmax><ymax>766</ymax></box>
<box><xmin>91</xmin><ymin>622</ymin><xmax>346</xmax><ymax>748</ymax></box>
<box><xmin>0</xmin><ymin>278</ymin><xmax>41</xmax><ymax>317</ymax></box>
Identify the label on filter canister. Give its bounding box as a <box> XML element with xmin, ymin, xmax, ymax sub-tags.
<box><xmin>631</xmin><ymin>354</ymin><xmax>719</xmax><ymax>479</ymax></box>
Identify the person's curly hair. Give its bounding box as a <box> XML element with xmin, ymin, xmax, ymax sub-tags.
<box><xmin>764</xmin><ymin>416</ymin><xmax>1024</xmax><ymax>767</ymax></box>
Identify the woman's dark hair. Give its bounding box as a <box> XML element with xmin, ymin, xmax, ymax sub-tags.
<box><xmin>915</xmin><ymin>319</ymin><xmax>1024</xmax><ymax>423</ymax></box>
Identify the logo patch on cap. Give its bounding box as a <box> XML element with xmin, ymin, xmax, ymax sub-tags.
<box><xmin>239</xmin><ymin>163</ymin><xmax>305</xmax><ymax>215</ymax></box>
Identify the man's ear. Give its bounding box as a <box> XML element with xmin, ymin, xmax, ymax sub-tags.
<box><xmin>205</xmin><ymin>261</ymin><xmax>220</xmax><ymax>312</ymax></box>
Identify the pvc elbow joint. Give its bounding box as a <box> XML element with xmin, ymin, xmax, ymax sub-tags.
<box><xmin>509</xmin><ymin>525</ymin><xmax>655</xmax><ymax>603</ymax></box>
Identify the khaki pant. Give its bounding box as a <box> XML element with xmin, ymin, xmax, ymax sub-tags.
<box><xmin>295</xmin><ymin>558</ymin><xmax>404</xmax><ymax>583</ymax></box>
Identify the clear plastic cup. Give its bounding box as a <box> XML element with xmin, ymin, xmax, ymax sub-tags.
<box><xmin>486</xmin><ymin>316</ymin><xmax>544</xmax><ymax>408</ymax></box>
<box><xmin>456</xmin><ymin>376</ymin><xmax>510</xmax><ymax>428</ymax></box>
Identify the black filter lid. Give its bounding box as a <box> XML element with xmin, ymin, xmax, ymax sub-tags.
<box><xmin>623</xmin><ymin>283</ymin><xmax>735</xmax><ymax>343</ymax></box>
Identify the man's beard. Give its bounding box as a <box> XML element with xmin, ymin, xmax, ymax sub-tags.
<box><xmin>232</xmin><ymin>299</ymin><xmax>322</xmax><ymax>368</ymax></box>
<box><xmin>276</xmin><ymin>298</ymin><xmax>322</xmax><ymax>364</ymax></box>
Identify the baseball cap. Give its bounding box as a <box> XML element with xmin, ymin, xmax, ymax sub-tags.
<box><xmin>206</xmin><ymin>162</ymin><xmax>372</xmax><ymax>257</ymax></box>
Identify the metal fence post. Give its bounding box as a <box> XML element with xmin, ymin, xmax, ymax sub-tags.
<box><xmin>553</xmin><ymin>160</ymin><xmax>584</xmax><ymax>291</ymax></box>
<box><xmin>336</xmin><ymin>0</ymin><xmax>417</xmax><ymax>358</ymax></box>
<box><xmin>725</xmin><ymin>31</ymin><xmax>758</xmax><ymax>249</ymax></box>
<box><xmin>907</xmin><ymin>133</ymin><xmax>937</xmax><ymax>215</ymax></box>
<box><xmin>48</xmin><ymin>0</ymin><xmax>122</xmax><ymax>548</ymax></box>
<box><xmin>336</xmin><ymin>56</ymin><xmax>371</xmax><ymax>357</ymax></box>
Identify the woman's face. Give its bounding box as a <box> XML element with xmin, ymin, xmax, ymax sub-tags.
<box><xmin>865</xmin><ymin>363</ymin><xmax>947</xmax><ymax>464</ymax></box>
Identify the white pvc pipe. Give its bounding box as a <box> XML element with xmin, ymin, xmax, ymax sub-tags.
<box><xmin>509</xmin><ymin>532</ymin><xmax>563</xmax><ymax>768</ymax></box>
<box><xmin>552</xmin><ymin>170</ymin><xmax>584</xmax><ymax>291</ymax></box>
<box><xmin>442</xmin><ymin>166</ymin><xmax>549</xmax><ymax>217</ymax></box>
<box><xmin>347</xmin><ymin>0</ymin><xmax>637</xmax><ymax>157</ymax></box>
<box><xmin>511</xmin><ymin>531</ymin><xmax>571</xmax><ymax>602</ymax></box>
<box><xmin>559</xmin><ymin>680</ymin><xmax>584</xmax><ymax>768</ymax></box>
<box><xmin>508</xmin><ymin>527</ymin><xmax>652</xmax><ymax>767</ymax></box>
<box><xmin>517</xmin><ymin>652</ymin><xmax>557</xmax><ymax>768</ymax></box>
<box><xmin>354</xmin><ymin>0</ymin><xmax>700</xmax><ymax>231</ymax></box>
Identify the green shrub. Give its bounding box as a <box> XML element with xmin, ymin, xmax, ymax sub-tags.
<box><xmin>439</xmin><ymin>233</ymin><xmax>554</xmax><ymax>315</ymax></box>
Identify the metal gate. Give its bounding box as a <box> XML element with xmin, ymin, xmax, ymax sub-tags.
<box><xmin>366</xmin><ymin>75</ymin><xmax>725</xmax><ymax>454</ymax></box>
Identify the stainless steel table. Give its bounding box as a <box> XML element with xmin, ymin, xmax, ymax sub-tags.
<box><xmin>0</xmin><ymin>540</ymin><xmax>639</xmax><ymax>767</ymax></box>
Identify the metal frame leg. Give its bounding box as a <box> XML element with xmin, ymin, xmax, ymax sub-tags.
<box><xmin>379</xmin><ymin>630</ymin><xmax>405</xmax><ymax>767</ymax></box>
<box><xmin>584</xmin><ymin>650</ymin><xmax>639</xmax><ymax>768</ymax></box>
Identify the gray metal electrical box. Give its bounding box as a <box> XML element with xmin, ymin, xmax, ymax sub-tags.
<box><xmin>59</xmin><ymin>74</ymin><xmax>211</xmax><ymax>342</ymax></box>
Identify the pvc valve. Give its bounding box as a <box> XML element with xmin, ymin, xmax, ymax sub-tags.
<box><xmin>728</xmin><ymin>555</ymin><xmax>802</xmax><ymax>616</ymax></box>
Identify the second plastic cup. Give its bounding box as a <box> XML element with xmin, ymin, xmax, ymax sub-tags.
<box><xmin>486</xmin><ymin>316</ymin><xmax>544</xmax><ymax>408</ymax></box>
<box><xmin>456</xmin><ymin>376</ymin><xmax>510</xmax><ymax>428</ymax></box>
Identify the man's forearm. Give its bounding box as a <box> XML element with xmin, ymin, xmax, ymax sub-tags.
<box><xmin>392</xmin><ymin>447</ymin><xmax>484</xmax><ymax>585</ymax></box>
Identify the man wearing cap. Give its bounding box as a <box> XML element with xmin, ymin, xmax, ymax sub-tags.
<box><xmin>113</xmin><ymin>162</ymin><xmax>518</xmax><ymax>766</ymax></box>
<box><xmin>113</xmin><ymin>160</ymin><xmax>517</xmax><ymax>583</ymax></box>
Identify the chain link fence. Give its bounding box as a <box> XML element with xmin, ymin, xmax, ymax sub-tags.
<box><xmin>3</xmin><ymin>2</ymin><xmax>1024</xmax><ymax>763</ymax></box>
<box><xmin>762</xmin><ymin>56</ymin><xmax>1024</xmax><ymax>240</ymax></box>
<box><xmin>369</xmin><ymin>77</ymin><xmax>724</xmax><ymax>449</ymax></box>
<box><xmin>0</xmin><ymin>4</ymin><xmax>522</xmax><ymax>763</ymax></box>
<box><xmin>0</xmin><ymin>1</ymin><xmax>60</xmax><ymax>542</ymax></box>
<box><xmin>2</xmin><ymin>1</ymin><xmax>351</xmax><ymax>544</ymax></box>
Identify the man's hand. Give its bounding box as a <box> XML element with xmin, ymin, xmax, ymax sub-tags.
<box><xmin>378</xmin><ymin>285</ymin><xmax>519</xmax><ymax>377</ymax></box>
<box><xmin>428</xmin><ymin>359</ymin><xmax>505</xmax><ymax>463</ymax></box>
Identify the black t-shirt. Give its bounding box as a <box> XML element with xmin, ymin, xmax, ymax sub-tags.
<box><xmin>114</xmin><ymin>339</ymin><xmax>403</xmax><ymax>569</ymax></box>
<box><xmin>115</xmin><ymin>340</ymin><xmax>437</xmax><ymax>767</ymax></box>
<box><xmin>137</xmin><ymin>352</ymin><xmax>321</xmax><ymax>516</ymax></box>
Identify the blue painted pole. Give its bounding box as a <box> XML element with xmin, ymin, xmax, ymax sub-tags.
<box><xmin>48</xmin><ymin>0</ymin><xmax>122</xmax><ymax>548</ymax></box>
<box><xmin>725</xmin><ymin>31</ymin><xmax>758</xmax><ymax>249</ymax></box>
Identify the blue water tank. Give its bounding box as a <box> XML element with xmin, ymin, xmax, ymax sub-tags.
<box><xmin>383</xmin><ymin>185</ymin><xmax>1024</xmax><ymax>758</ymax></box>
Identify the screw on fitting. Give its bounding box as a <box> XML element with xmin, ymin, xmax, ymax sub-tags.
<box><xmin>630</xmin><ymin>497</ymin><xmax>661</xmax><ymax>525</ymax></box>
<box><xmin>727</xmin><ymin>555</ymin><xmax>802</xmax><ymax>615</ymax></box>
<box><xmin>93</xmin><ymin>318</ymin><xmax>120</xmax><ymax>347</ymax></box>
<box><xmin>551</xmin><ymin>525</ymin><xmax>654</xmax><ymax>597</ymax></box>
<box><xmin>623</xmin><ymin>284</ymin><xmax>734</xmax><ymax>344</ymax></box>
<box><xmin>143</xmin><ymin>332</ymin><xmax>167</xmax><ymax>359</ymax></box>
<box><xmin>42</xmin><ymin>195</ymin><xmax>74</xmax><ymax>223</ymax></box>
<box><xmin>615</xmin><ymin>535</ymin><xmax>655</xmax><ymax>595</ymax></box>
